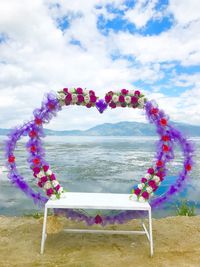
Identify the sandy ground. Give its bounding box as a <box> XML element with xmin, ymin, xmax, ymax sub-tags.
<box><xmin>0</xmin><ymin>215</ymin><xmax>200</xmax><ymax>267</ymax></box>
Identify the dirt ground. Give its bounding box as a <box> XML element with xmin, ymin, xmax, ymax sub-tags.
<box><xmin>0</xmin><ymin>215</ymin><xmax>200</xmax><ymax>267</ymax></box>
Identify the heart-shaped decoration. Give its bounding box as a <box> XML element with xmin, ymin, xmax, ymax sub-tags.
<box><xmin>5</xmin><ymin>87</ymin><xmax>194</xmax><ymax>225</ymax></box>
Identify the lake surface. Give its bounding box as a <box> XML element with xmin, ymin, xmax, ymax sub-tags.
<box><xmin>0</xmin><ymin>136</ymin><xmax>200</xmax><ymax>217</ymax></box>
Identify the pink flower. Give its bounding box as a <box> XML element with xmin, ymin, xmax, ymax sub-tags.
<box><xmin>109</xmin><ymin>101</ymin><xmax>116</xmax><ymax>108</ymax></box>
<box><xmin>121</xmin><ymin>89</ymin><xmax>129</xmax><ymax>95</ymax></box>
<box><xmin>131</xmin><ymin>96</ymin><xmax>138</xmax><ymax>104</ymax></box>
<box><xmin>134</xmin><ymin>188</ymin><xmax>141</xmax><ymax>195</ymax></box>
<box><xmin>46</xmin><ymin>188</ymin><xmax>54</xmax><ymax>196</ymax></box>
<box><xmin>33</xmin><ymin>167</ymin><xmax>40</xmax><ymax>174</ymax></box>
<box><xmin>55</xmin><ymin>184</ymin><xmax>61</xmax><ymax>191</ymax></box>
<box><xmin>141</xmin><ymin>177</ymin><xmax>147</xmax><ymax>183</ymax></box>
<box><xmin>76</xmin><ymin>87</ymin><xmax>83</xmax><ymax>94</ymax></box>
<box><xmin>148</xmin><ymin>168</ymin><xmax>154</xmax><ymax>175</ymax></box>
<box><xmin>49</xmin><ymin>174</ymin><xmax>56</xmax><ymax>181</ymax></box>
<box><xmin>41</xmin><ymin>176</ymin><xmax>48</xmax><ymax>183</ymax></box>
<box><xmin>43</xmin><ymin>165</ymin><xmax>49</xmax><ymax>172</ymax></box>
<box><xmin>105</xmin><ymin>94</ymin><xmax>112</xmax><ymax>103</ymax></box>
<box><xmin>142</xmin><ymin>191</ymin><xmax>149</xmax><ymax>199</ymax></box>
<box><xmin>119</xmin><ymin>95</ymin><xmax>125</xmax><ymax>103</ymax></box>
<box><xmin>134</xmin><ymin>90</ymin><xmax>141</xmax><ymax>96</ymax></box>
<box><xmin>65</xmin><ymin>93</ymin><xmax>72</xmax><ymax>104</ymax></box>
<box><xmin>90</xmin><ymin>95</ymin><xmax>97</xmax><ymax>103</ymax></box>
<box><xmin>63</xmin><ymin>88</ymin><xmax>68</xmax><ymax>94</ymax></box>
<box><xmin>77</xmin><ymin>94</ymin><xmax>84</xmax><ymax>103</ymax></box>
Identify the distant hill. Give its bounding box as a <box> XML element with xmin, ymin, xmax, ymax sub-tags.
<box><xmin>1</xmin><ymin>121</ymin><xmax>200</xmax><ymax>136</ymax></box>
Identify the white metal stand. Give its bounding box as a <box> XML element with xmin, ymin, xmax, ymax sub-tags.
<box><xmin>41</xmin><ymin>192</ymin><xmax>153</xmax><ymax>256</ymax></box>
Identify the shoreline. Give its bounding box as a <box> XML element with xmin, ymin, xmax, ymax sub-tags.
<box><xmin>0</xmin><ymin>215</ymin><xmax>200</xmax><ymax>266</ymax></box>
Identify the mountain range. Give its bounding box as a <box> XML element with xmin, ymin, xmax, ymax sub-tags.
<box><xmin>1</xmin><ymin>121</ymin><xmax>200</xmax><ymax>136</ymax></box>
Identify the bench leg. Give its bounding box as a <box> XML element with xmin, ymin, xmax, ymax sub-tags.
<box><xmin>148</xmin><ymin>208</ymin><xmax>153</xmax><ymax>257</ymax></box>
<box><xmin>40</xmin><ymin>206</ymin><xmax>48</xmax><ymax>254</ymax></box>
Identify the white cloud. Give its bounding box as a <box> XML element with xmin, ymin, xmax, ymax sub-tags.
<box><xmin>0</xmin><ymin>0</ymin><xmax>200</xmax><ymax>130</ymax></box>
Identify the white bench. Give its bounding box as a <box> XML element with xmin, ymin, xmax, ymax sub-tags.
<box><xmin>41</xmin><ymin>192</ymin><xmax>153</xmax><ymax>256</ymax></box>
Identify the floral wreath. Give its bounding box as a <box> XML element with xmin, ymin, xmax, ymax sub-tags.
<box><xmin>5</xmin><ymin>88</ymin><xmax>194</xmax><ymax>225</ymax></box>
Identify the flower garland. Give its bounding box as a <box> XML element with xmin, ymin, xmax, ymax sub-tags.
<box><xmin>5</xmin><ymin>88</ymin><xmax>194</xmax><ymax>225</ymax></box>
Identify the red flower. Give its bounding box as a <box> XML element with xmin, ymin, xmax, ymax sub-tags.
<box><xmin>119</xmin><ymin>95</ymin><xmax>125</xmax><ymax>103</ymax></box>
<box><xmin>86</xmin><ymin>103</ymin><xmax>92</xmax><ymax>108</ymax></box>
<box><xmin>63</xmin><ymin>88</ymin><xmax>68</xmax><ymax>94</ymax></box>
<box><xmin>141</xmin><ymin>177</ymin><xmax>147</xmax><ymax>183</ymax></box>
<box><xmin>8</xmin><ymin>155</ymin><xmax>15</xmax><ymax>163</ymax></box>
<box><xmin>43</xmin><ymin>165</ymin><xmax>49</xmax><ymax>172</ymax></box>
<box><xmin>109</xmin><ymin>101</ymin><xmax>116</xmax><ymax>108</ymax></box>
<box><xmin>162</xmin><ymin>144</ymin><xmax>169</xmax><ymax>152</ymax></box>
<box><xmin>55</xmin><ymin>184</ymin><xmax>61</xmax><ymax>191</ymax></box>
<box><xmin>148</xmin><ymin>168</ymin><xmax>154</xmax><ymax>174</ymax></box>
<box><xmin>134</xmin><ymin>188</ymin><xmax>141</xmax><ymax>195</ymax></box>
<box><xmin>186</xmin><ymin>164</ymin><xmax>192</xmax><ymax>171</ymax></box>
<box><xmin>105</xmin><ymin>94</ymin><xmax>112</xmax><ymax>103</ymax></box>
<box><xmin>48</xmin><ymin>103</ymin><xmax>55</xmax><ymax>110</ymax></box>
<box><xmin>30</xmin><ymin>145</ymin><xmax>36</xmax><ymax>153</ymax></box>
<box><xmin>131</xmin><ymin>96</ymin><xmax>138</xmax><ymax>104</ymax></box>
<box><xmin>49</xmin><ymin>174</ymin><xmax>56</xmax><ymax>181</ymax></box>
<box><xmin>29</xmin><ymin>130</ymin><xmax>37</xmax><ymax>138</ymax></box>
<box><xmin>142</xmin><ymin>191</ymin><xmax>149</xmax><ymax>199</ymax></box>
<box><xmin>76</xmin><ymin>87</ymin><xmax>83</xmax><ymax>94</ymax></box>
<box><xmin>134</xmin><ymin>90</ymin><xmax>141</xmax><ymax>96</ymax></box>
<box><xmin>35</xmin><ymin>118</ymin><xmax>42</xmax><ymax>125</ymax></box>
<box><xmin>156</xmin><ymin>160</ymin><xmax>163</xmax><ymax>167</ymax></box>
<box><xmin>121</xmin><ymin>89</ymin><xmax>129</xmax><ymax>95</ymax></box>
<box><xmin>41</xmin><ymin>176</ymin><xmax>48</xmax><ymax>183</ymax></box>
<box><xmin>65</xmin><ymin>93</ymin><xmax>72</xmax><ymax>104</ymax></box>
<box><xmin>160</xmin><ymin>118</ymin><xmax>167</xmax><ymax>126</ymax></box>
<box><xmin>162</xmin><ymin>135</ymin><xmax>170</xmax><ymax>142</ymax></box>
<box><xmin>89</xmin><ymin>90</ymin><xmax>95</xmax><ymax>96</ymax></box>
<box><xmin>148</xmin><ymin>180</ymin><xmax>156</xmax><ymax>188</ymax></box>
<box><xmin>151</xmin><ymin>108</ymin><xmax>159</xmax><ymax>115</ymax></box>
<box><xmin>46</xmin><ymin>188</ymin><xmax>54</xmax><ymax>196</ymax></box>
<box><xmin>95</xmin><ymin>215</ymin><xmax>102</xmax><ymax>224</ymax></box>
<box><xmin>90</xmin><ymin>95</ymin><xmax>97</xmax><ymax>103</ymax></box>
<box><xmin>77</xmin><ymin>94</ymin><xmax>84</xmax><ymax>103</ymax></box>
<box><xmin>33</xmin><ymin>158</ymin><xmax>40</xmax><ymax>165</ymax></box>
<box><xmin>38</xmin><ymin>181</ymin><xmax>43</xmax><ymax>188</ymax></box>
<box><xmin>33</xmin><ymin>167</ymin><xmax>40</xmax><ymax>174</ymax></box>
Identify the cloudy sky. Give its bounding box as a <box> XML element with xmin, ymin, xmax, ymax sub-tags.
<box><xmin>0</xmin><ymin>0</ymin><xmax>200</xmax><ymax>130</ymax></box>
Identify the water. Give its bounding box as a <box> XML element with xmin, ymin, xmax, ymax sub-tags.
<box><xmin>0</xmin><ymin>136</ymin><xmax>200</xmax><ymax>217</ymax></box>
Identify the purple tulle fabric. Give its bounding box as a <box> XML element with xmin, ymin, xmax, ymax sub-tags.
<box><xmin>5</xmin><ymin>93</ymin><xmax>194</xmax><ymax>226</ymax></box>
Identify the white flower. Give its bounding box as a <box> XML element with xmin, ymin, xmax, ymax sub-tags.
<box><xmin>84</xmin><ymin>89</ymin><xmax>89</xmax><ymax>94</ymax></box>
<box><xmin>112</xmin><ymin>94</ymin><xmax>119</xmax><ymax>103</ymax></box>
<box><xmin>37</xmin><ymin>171</ymin><xmax>45</xmax><ymax>178</ymax></box>
<box><xmin>145</xmin><ymin>173</ymin><xmax>151</xmax><ymax>179</ymax></box>
<box><xmin>52</xmin><ymin>180</ymin><xmax>59</xmax><ymax>187</ymax></box>
<box><xmin>57</xmin><ymin>93</ymin><xmax>66</xmax><ymax>100</ymax></box>
<box><xmin>50</xmin><ymin>194</ymin><xmax>57</xmax><ymax>200</ymax></box>
<box><xmin>139</xmin><ymin>196</ymin><xmax>145</xmax><ymax>203</ymax></box>
<box><xmin>130</xmin><ymin>194</ymin><xmax>137</xmax><ymax>201</ymax></box>
<box><xmin>125</xmin><ymin>95</ymin><xmax>131</xmax><ymax>104</ymax></box>
<box><xmin>46</xmin><ymin>169</ymin><xmax>52</xmax><ymax>176</ymax></box>
<box><xmin>84</xmin><ymin>95</ymin><xmax>90</xmax><ymax>103</ymax></box>
<box><xmin>43</xmin><ymin>181</ymin><xmax>52</xmax><ymax>190</ymax></box>
<box><xmin>72</xmin><ymin>94</ymin><xmax>78</xmax><ymax>104</ymax></box>
<box><xmin>138</xmin><ymin>183</ymin><xmax>145</xmax><ymax>190</ymax></box>
<box><xmin>58</xmin><ymin>187</ymin><xmax>64</xmax><ymax>193</ymax></box>
<box><xmin>153</xmin><ymin>175</ymin><xmax>160</xmax><ymax>183</ymax></box>
<box><xmin>146</xmin><ymin>186</ymin><xmax>153</xmax><ymax>193</ymax></box>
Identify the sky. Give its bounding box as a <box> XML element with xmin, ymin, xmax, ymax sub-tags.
<box><xmin>0</xmin><ymin>0</ymin><xmax>200</xmax><ymax>130</ymax></box>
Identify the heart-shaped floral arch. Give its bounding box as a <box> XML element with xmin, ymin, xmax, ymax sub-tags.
<box><xmin>5</xmin><ymin>88</ymin><xmax>194</xmax><ymax>225</ymax></box>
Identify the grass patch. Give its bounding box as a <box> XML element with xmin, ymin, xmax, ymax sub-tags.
<box><xmin>176</xmin><ymin>199</ymin><xmax>196</xmax><ymax>216</ymax></box>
